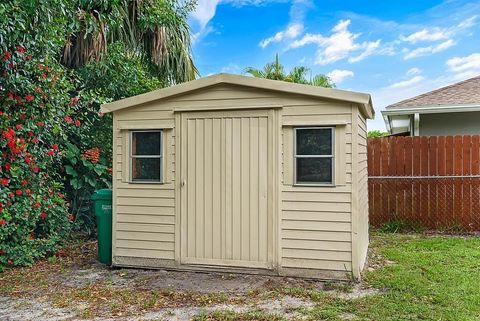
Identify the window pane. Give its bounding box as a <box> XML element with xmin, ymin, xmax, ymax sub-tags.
<box><xmin>296</xmin><ymin>158</ymin><xmax>332</xmax><ymax>183</ymax></box>
<box><xmin>132</xmin><ymin>132</ymin><xmax>161</xmax><ymax>155</ymax></box>
<box><xmin>132</xmin><ymin>158</ymin><xmax>161</xmax><ymax>181</ymax></box>
<box><xmin>296</xmin><ymin>128</ymin><xmax>332</xmax><ymax>155</ymax></box>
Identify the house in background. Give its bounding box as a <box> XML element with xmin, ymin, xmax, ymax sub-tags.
<box><xmin>382</xmin><ymin>76</ymin><xmax>480</xmax><ymax>136</ymax></box>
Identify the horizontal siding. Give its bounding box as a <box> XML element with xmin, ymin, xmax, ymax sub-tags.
<box><xmin>116</xmin><ymin>188</ymin><xmax>174</xmax><ymax>198</ymax></box>
<box><xmin>116</xmin><ymin>239</ymin><xmax>174</xmax><ymax>250</ymax></box>
<box><xmin>117</xmin><ymin>197</ymin><xmax>174</xmax><ymax>207</ymax></box>
<box><xmin>113</xmin><ymin>114</ymin><xmax>176</xmax><ymax>261</ymax></box>
<box><xmin>283</xmin><ymin>201</ymin><xmax>351</xmax><ymax>212</ymax></box>
<box><xmin>282</xmin><ymin>220</ymin><xmax>351</xmax><ymax>232</ymax></box>
<box><xmin>283</xmin><ymin>248</ymin><xmax>351</xmax><ymax>261</ymax></box>
<box><xmin>116</xmin><ymin>205</ymin><xmax>174</xmax><ymax>215</ymax></box>
<box><xmin>283</xmin><ymin>230</ymin><xmax>351</xmax><ymax>242</ymax></box>
<box><xmin>116</xmin><ymin>214</ymin><xmax>174</xmax><ymax>224</ymax></box>
<box><xmin>282</xmin><ymin>258</ymin><xmax>352</xmax><ymax>271</ymax></box>
<box><xmin>356</xmin><ymin>111</ymin><xmax>369</xmax><ymax>270</ymax></box>
<box><xmin>280</xmin><ymin>105</ymin><xmax>353</xmax><ymax>273</ymax></box>
<box><xmin>116</xmin><ymin>231</ymin><xmax>174</xmax><ymax>242</ymax></box>
<box><xmin>282</xmin><ymin>114</ymin><xmax>352</xmax><ymax>125</ymax></box>
<box><xmin>282</xmin><ymin>191</ymin><xmax>350</xmax><ymax>202</ymax></box>
<box><xmin>283</xmin><ymin>211</ymin><xmax>351</xmax><ymax>222</ymax></box>
<box><xmin>115</xmin><ymin>248</ymin><xmax>175</xmax><ymax>260</ymax></box>
<box><xmin>282</xmin><ymin>239</ymin><xmax>352</xmax><ymax>251</ymax></box>
<box><xmin>281</xmin><ymin>103</ymin><xmax>353</xmax><ymax>116</ymax></box>
<box><xmin>115</xmin><ymin>108</ymin><xmax>174</xmax><ymax>121</ymax></box>
<box><xmin>116</xmin><ymin>222</ymin><xmax>174</xmax><ymax>233</ymax></box>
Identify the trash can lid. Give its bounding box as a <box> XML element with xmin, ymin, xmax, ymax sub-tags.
<box><xmin>91</xmin><ymin>189</ymin><xmax>113</xmax><ymax>201</ymax></box>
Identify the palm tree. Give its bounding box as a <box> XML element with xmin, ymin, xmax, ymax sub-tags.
<box><xmin>61</xmin><ymin>0</ymin><xmax>197</xmax><ymax>84</ymax></box>
<box><xmin>245</xmin><ymin>54</ymin><xmax>335</xmax><ymax>88</ymax></box>
<box><xmin>244</xmin><ymin>54</ymin><xmax>285</xmax><ymax>80</ymax></box>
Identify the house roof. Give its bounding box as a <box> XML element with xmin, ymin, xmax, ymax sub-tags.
<box><xmin>101</xmin><ymin>73</ymin><xmax>374</xmax><ymax>119</ymax></box>
<box><xmin>386</xmin><ymin>76</ymin><xmax>480</xmax><ymax>109</ymax></box>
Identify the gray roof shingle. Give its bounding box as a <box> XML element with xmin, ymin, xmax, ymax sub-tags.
<box><xmin>386</xmin><ymin>76</ymin><xmax>480</xmax><ymax>109</ymax></box>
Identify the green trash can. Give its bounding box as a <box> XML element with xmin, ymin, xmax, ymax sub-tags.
<box><xmin>91</xmin><ymin>189</ymin><xmax>113</xmax><ymax>265</ymax></box>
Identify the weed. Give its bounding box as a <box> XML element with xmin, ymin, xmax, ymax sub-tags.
<box><xmin>193</xmin><ymin>309</ymin><xmax>287</xmax><ymax>321</ymax></box>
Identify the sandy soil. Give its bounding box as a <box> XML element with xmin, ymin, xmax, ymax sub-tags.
<box><xmin>0</xmin><ymin>242</ymin><xmax>376</xmax><ymax>321</ymax></box>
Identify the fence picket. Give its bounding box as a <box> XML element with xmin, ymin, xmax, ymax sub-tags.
<box><xmin>368</xmin><ymin>135</ymin><xmax>480</xmax><ymax>231</ymax></box>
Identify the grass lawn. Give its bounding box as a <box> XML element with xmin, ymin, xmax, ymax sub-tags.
<box><xmin>297</xmin><ymin>233</ymin><xmax>480</xmax><ymax>321</ymax></box>
<box><xmin>1</xmin><ymin>233</ymin><xmax>480</xmax><ymax>320</ymax></box>
<box><xmin>197</xmin><ymin>233</ymin><xmax>480</xmax><ymax>321</ymax></box>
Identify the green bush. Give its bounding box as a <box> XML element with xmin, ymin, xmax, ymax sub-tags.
<box><xmin>0</xmin><ymin>46</ymin><xmax>73</xmax><ymax>268</ymax></box>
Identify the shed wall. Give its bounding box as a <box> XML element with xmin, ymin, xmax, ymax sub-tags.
<box><xmin>111</xmin><ymin>83</ymin><xmax>367</xmax><ymax>279</ymax></box>
<box><xmin>280</xmin><ymin>103</ymin><xmax>353</xmax><ymax>277</ymax></box>
<box><xmin>112</xmin><ymin>109</ymin><xmax>176</xmax><ymax>264</ymax></box>
<box><xmin>355</xmin><ymin>108</ymin><xmax>369</xmax><ymax>274</ymax></box>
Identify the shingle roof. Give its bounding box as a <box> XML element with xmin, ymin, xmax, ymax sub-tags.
<box><xmin>386</xmin><ymin>76</ymin><xmax>480</xmax><ymax>109</ymax></box>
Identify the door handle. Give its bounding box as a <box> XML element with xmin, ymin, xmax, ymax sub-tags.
<box><xmin>181</xmin><ymin>179</ymin><xmax>186</xmax><ymax>187</ymax></box>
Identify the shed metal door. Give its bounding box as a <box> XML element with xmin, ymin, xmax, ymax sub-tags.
<box><xmin>180</xmin><ymin>110</ymin><xmax>273</xmax><ymax>269</ymax></box>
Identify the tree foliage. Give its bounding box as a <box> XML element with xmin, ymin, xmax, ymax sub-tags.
<box><xmin>0</xmin><ymin>0</ymin><xmax>198</xmax><ymax>267</ymax></box>
<box><xmin>368</xmin><ymin>130</ymin><xmax>389</xmax><ymax>138</ymax></box>
<box><xmin>245</xmin><ymin>54</ymin><xmax>335</xmax><ymax>88</ymax></box>
<box><xmin>0</xmin><ymin>0</ymin><xmax>74</xmax><ymax>56</ymax></box>
<box><xmin>61</xmin><ymin>0</ymin><xmax>198</xmax><ymax>83</ymax></box>
<box><xmin>78</xmin><ymin>42</ymin><xmax>163</xmax><ymax>100</ymax></box>
<box><xmin>0</xmin><ymin>0</ymin><xmax>198</xmax><ymax>84</ymax></box>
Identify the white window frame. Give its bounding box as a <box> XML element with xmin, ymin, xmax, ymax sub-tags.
<box><xmin>294</xmin><ymin>126</ymin><xmax>335</xmax><ymax>186</ymax></box>
<box><xmin>129</xmin><ymin>130</ymin><xmax>163</xmax><ymax>183</ymax></box>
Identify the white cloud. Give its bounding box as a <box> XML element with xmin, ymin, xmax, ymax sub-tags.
<box><xmin>290</xmin><ymin>19</ymin><xmax>383</xmax><ymax>65</ymax></box>
<box><xmin>259</xmin><ymin>23</ymin><xmax>303</xmax><ymax>48</ymax></box>
<box><xmin>348</xmin><ymin>40</ymin><xmax>381</xmax><ymax>63</ymax></box>
<box><xmin>327</xmin><ymin>69</ymin><xmax>354</xmax><ymax>83</ymax></box>
<box><xmin>457</xmin><ymin>15</ymin><xmax>478</xmax><ymax>29</ymax></box>
<box><xmin>398</xmin><ymin>15</ymin><xmax>477</xmax><ymax>60</ymax></box>
<box><xmin>388</xmin><ymin>75</ymin><xmax>425</xmax><ymax>88</ymax></box>
<box><xmin>191</xmin><ymin>0</ymin><xmax>222</xmax><ymax>31</ymax></box>
<box><xmin>400</xmin><ymin>15</ymin><xmax>477</xmax><ymax>44</ymax></box>
<box><xmin>387</xmin><ymin>67</ymin><xmax>425</xmax><ymax>89</ymax></box>
<box><xmin>191</xmin><ymin>0</ymin><xmax>285</xmax><ymax>42</ymax></box>
<box><xmin>407</xmin><ymin>67</ymin><xmax>422</xmax><ymax>76</ymax></box>
<box><xmin>220</xmin><ymin>63</ymin><xmax>242</xmax><ymax>74</ymax></box>
<box><xmin>403</xmin><ymin>39</ymin><xmax>455</xmax><ymax>59</ymax></box>
<box><xmin>400</xmin><ymin>28</ymin><xmax>449</xmax><ymax>43</ymax></box>
<box><xmin>446</xmin><ymin>52</ymin><xmax>480</xmax><ymax>79</ymax></box>
<box><xmin>223</xmin><ymin>0</ymin><xmax>288</xmax><ymax>6</ymax></box>
<box><xmin>258</xmin><ymin>0</ymin><xmax>311</xmax><ymax>48</ymax></box>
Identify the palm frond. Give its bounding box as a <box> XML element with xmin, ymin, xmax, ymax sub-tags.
<box><xmin>62</xmin><ymin>0</ymin><xmax>198</xmax><ymax>84</ymax></box>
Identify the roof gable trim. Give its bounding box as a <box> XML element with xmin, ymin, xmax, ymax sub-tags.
<box><xmin>101</xmin><ymin>73</ymin><xmax>374</xmax><ymax>119</ymax></box>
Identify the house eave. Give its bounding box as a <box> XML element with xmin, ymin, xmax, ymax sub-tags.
<box><xmin>382</xmin><ymin>103</ymin><xmax>480</xmax><ymax>135</ymax></box>
<box><xmin>382</xmin><ymin>103</ymin><xmax>480</xmax><ymax>116</ymax></box>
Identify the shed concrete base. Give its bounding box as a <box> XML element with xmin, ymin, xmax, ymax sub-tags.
<box><xmin>113</xmin><ymin>256</ymin><xmax>351</xmax><ymax>281</ymax></box>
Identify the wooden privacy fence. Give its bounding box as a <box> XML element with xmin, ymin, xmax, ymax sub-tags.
<box><xmin>368</xmin><ymin>135</ymin><xmax>480</xmax><ymax>231</ymax></box>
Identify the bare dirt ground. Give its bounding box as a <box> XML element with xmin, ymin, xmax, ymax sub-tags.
<box><xmin>0</xmin><ymin>241</ymin><xmax>378</xmax><ymax>321</ymax></box>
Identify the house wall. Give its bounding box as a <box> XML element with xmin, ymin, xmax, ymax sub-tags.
<box><xmin>111</xmin><ymin>84</ymin><xmax>369</xmax><ymax>279</ymax></box>
<box><xmin>419</xmin><ymin>111</ymin><xmax>480</xmax><ymax>136</ymax></box>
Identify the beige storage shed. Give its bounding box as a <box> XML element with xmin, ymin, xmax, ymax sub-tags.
<box><xmin>101</xmin><ymin>74</ymin><xmax>374</xmax><ymax>280</ymax></box>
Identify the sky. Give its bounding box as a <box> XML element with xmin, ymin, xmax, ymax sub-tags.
<box><xmin>187</xmin><ymin>0</ymin><xmax>480</xmax><ymax>131</ymax></box>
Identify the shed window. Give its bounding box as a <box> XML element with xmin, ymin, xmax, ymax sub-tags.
<box><xmin>294</xmin><ymin>127</ymin><xmax>334</xmax><ymax>185</ymax></box>
<box><xmin>130</xmin><ymin>130</ymin><xmax>162</xmax><ymax>182</ymax></box>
